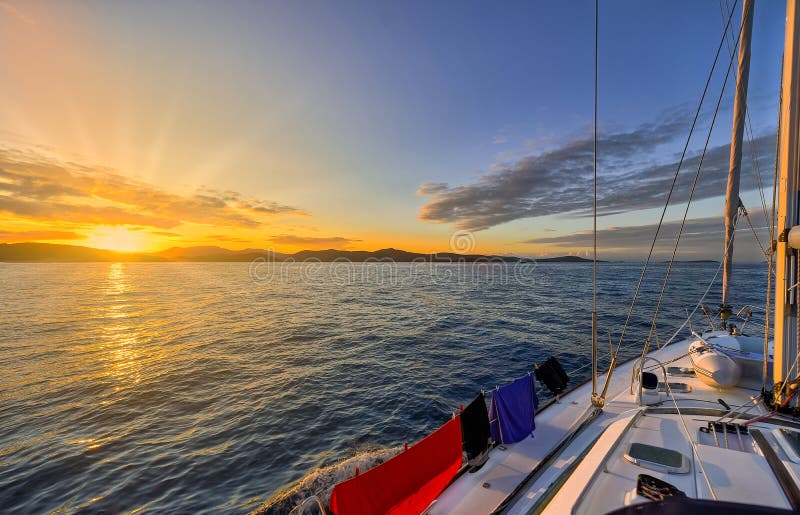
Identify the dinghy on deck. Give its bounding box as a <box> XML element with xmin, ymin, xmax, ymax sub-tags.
<box><xmin>690</xmin><ymin>337</ymin><xmax>741</xmax><ymax>389</ymax></box>
<box><xmin>689</xmin><ymin>331</ymin><xmax>773</xmax><ymax>390</ymax></box>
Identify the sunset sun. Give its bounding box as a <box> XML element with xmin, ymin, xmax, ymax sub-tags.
<box><xmin>84</xmin><ymin>226</ymin><xmax>148</xmax><ymax>253</ymax></box>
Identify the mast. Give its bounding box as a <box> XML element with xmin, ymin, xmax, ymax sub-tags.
<box><xmin>721</xmin><ymin>0</ymin><xmax>754</xmax><ymax>321</ymax></box>
<box><xmin>774</xmin><ymin>0</ymin><xmax>800</xmax><ymax>402</ymax></box>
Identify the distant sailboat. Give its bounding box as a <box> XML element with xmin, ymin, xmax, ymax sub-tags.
<box><xmin>290</xmin><ymin>1</ymin><xmax>800</xmax><ymax>513</ymax></box>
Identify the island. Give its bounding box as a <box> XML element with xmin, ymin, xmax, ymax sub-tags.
<box><xmin>0</xmin><ymin>242</ymin><xmax>600</xmax><ymax>263</ymax></box>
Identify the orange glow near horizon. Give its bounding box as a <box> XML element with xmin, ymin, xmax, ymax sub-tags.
<box><xmin>84</xmin><ymin>226</ymin><xmax>150</xmax><ymax>253</ymax></box>
<box><xmin>0</xmin><ymin>218</ymin><xmax>556</xmax><ymax>257</ymax></box>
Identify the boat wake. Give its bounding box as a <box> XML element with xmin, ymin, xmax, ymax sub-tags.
<box><xmin>253</xmin><ymin>445</ymin><xmax>402</xmax><ymax>514</ymax></box>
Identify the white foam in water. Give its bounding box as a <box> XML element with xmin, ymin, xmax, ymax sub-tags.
<box><xmin>254</xmin><ymin>445</ymin><xmax>402</xmax><ymax>514</ymax></box>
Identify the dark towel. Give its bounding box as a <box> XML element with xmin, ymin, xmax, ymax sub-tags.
<box><xmin>461</xmin><ymin>392</ymin><xmax>490</xmax><ymax>460</ymax></box>
<box><xmin>489</xmin><ymin>372</ymin><xmax>539</xmax><ymax>444</ymax></box>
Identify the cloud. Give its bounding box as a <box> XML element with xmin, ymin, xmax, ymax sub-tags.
<box><xmin>0</xmin><ymin>196</ymin><xmax>179</xmax><ymax>228</ymax></box>
<box><xmin>267</xmin><ymin>234</ymin><xmax>361</xmax><ymax>248</ymax></box>
<box><xmin>418</xmin><ymin>107</ymin><xmax>775</xmax><ymax>231</ymax></box>
<box><xmin>152</xmin><ymin>231</ymin><xmax>181</xmax><ymax>237</ymax></box>
<box><xmin>525</xmin><ymin>216</ymin><xmax>770</xmax><ymax>262</ymax></box>
<box><xmin>0</xmin><ymin>143</ymin><xmax>306</xmax><ymax>229</ymax></box>
<box><xmin>0</xmin><ymin>230</ymin><xmax>85</xmax><ymax>242</ymax></box>
<box><xmin>197</xmin><ymin>187</ymin><xmax>307</xmax><ymax>216</ymax></box>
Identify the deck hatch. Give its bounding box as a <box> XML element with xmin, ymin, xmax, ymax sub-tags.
<box><xmin>623</xmin><ymin>443</ymin><xmax>690</xmax><ymax>474</ymax></box>
<box><xmin>657</xmin><ymin>382</ymin><xmax>692</xmax><ymax>393</ymax></box>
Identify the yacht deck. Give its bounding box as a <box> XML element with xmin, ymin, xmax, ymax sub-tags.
<box><xmin>430</xmin><ymin>334</ymin><xmax>790</xmax><ymax>514</ymax></box>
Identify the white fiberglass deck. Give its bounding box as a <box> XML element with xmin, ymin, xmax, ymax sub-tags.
<box><xmin>430</xmin><ymin>333</ymin><xmax>787</xmax><ymax>514</ymax></box>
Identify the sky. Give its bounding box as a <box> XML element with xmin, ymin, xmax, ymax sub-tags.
<box><xmin>0</xmin><ymin>0</ymin><xmax>789</xmax><ymax>260</ymax></box>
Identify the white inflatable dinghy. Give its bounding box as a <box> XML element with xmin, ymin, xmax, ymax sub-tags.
<box><xmin>688</xmin><ymin>330</ymin><xmax>774</xmax><ymax>389</ymax></box>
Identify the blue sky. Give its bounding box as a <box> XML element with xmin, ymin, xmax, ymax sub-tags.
<box><xmin>0</xmin><ymin>0</ymin><xmax>789</xmax><ymax>260</ymax></box>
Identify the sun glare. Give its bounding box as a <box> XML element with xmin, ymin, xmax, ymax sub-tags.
<box><xmin>85</xmin><ymin>227</ymin><xmax>148</xmax><ymax>253</ymax></box>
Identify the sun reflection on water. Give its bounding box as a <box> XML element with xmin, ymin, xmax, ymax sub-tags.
<box><xmin>104</xmin><ymin>262</ymin><xmax>130</xmax><ymax>296</ymax></box>
<box><xmin>101</xmin><ymin>263</ymin><xmax>143</xmax><ymax>388</ymax></box>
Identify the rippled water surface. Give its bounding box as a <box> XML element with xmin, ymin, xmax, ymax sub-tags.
<box><xmin>0</xmin><ymin>262</ymin><xmax>770</xmax><ymax>513</ymax></box>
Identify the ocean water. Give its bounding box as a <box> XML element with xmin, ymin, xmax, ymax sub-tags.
<box><xmin>0</xmin><ymin>261</ymin><xmax>770</xmax><ymax>513</ymax></box>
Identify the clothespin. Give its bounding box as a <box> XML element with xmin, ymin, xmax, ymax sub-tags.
<box><xmin>404</xmin><ymin>441</ymin><xmax>408</xmax><ymax>451</ymax></box>
<box><xmin>354</xmin><ymin>467</ymin><xmax>360</xmax><ymax>477</ymax></box>
<box><xmin>460</xmin><ymin>404</ymin><xmax>464</xmax><ymax>412</ymax></box>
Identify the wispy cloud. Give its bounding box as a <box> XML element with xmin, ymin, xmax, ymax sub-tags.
<box><xmin>267</xmin><ymin>234</ymin><xmax>361</xmax><ymax>248</ymax></box>
<box><xmin>419</xmin><ymin>107</ymin><xmax>775</xmax><ymax>231</ymax></box>
<box><xmin>0</xmin><ymin>230</ymin><xmax>85</xmax><ymax>242</ymax></box>
<box><xmin>0</xmin><ymin>196</ymin><xmax>180</xmax><ymax>228</ymax></box>
<box><xmin>525</xmin><ymin>216</ymin><xmax>770</xmax><ymax>262</ymax></box>
<box><xmin>0</xmin><ymin>143</ymin><xmax>306</xmax><ymax>229</ymax></box>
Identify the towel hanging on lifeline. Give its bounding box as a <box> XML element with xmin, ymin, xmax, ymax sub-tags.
<box><xmin>328</xmin><ymin>416</ymin><xmax>463</xmax><ymax>515</ymax></box>
<box><xmin>488</xmin><ymin>372</ymin><xmax>539</xmax><ymax>444</ymax></box>
<box><xmin>461</xmin><ymin>391</ymin><xmax>491</xmax><ymax>463</ymax></box>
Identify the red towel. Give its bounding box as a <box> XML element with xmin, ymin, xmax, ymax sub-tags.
<box><xmin>329</xmin><ymin>416</ymin><xmax>463</xmax><ymax>515</ymax></box>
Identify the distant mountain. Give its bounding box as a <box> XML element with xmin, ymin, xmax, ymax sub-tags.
<box><xmin>289</xmin><ymin>248</ymin><xmax>539</xmax><ymax>263</ymax></box>
<box><xmin>0</xmin><ymin>242</ymin><xmax>597</xmax><ymax>263</ymax></box>
<box><xmin>155</xmin><ymin>246</ymin><xmax>288</xmax><ymax>262</ymax></box>
<box><xmin>157</xmin><ymin>246</ymin><xmax>237</xmax><ymax>259</ymax></box>
<box><xmin>536</xmin><ymin>255</ymin><xmax>597</xmax><ymax>263</ymax></box>
<box><xmin>0</xmin><ymin>243</ymin><xmax>163</xmax><ymax>262</ymax></box>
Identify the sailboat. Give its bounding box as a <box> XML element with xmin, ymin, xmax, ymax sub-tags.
<box><xmin>288</xmin><ymin>0</ymin><xmax>800</xmax><ymax>513</ymax></box>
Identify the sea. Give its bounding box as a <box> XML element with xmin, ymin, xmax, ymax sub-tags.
<box><xmin>0</xmin><ymin>261</ymin><xmax>771</xmax><ymax>513</ymax></box>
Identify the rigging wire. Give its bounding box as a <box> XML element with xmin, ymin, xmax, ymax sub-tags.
<box><xmin>739</xmin><ymin>202</ymin><xmax>770</xmax><ymax>261</ymax></box>
<box><xmin>640</xmin><ymin>24</ymin><xmax>743</xmax><ymax>363</ymax></box>
<box><xmin>569</xmin><ymin>360</ymin><xmax>593</xmax><ymax>377</ymax></box>
<box><xmin>591</xmin><ymin>0</ymin><xmax>599</xmax><ymax>402</ymax></box>
<box><xmin>599</xmin><ymin>0</ymin><xmax>741</xmax><ymax>401</ymax></box>
<box><xmin>600</xmin><ymin>1</ymin><xmax>743</xmax><ymax>394</ymax></box>
<box><xmin>657</xmin><ymin>224</ymin><xmax>730</xmax><ymax>350</ymax></box>
<box><xmin>643</xmin><ymin>347</ymin><xmax>703</xmax><ymax>371</ymax></box>
<box><xmin>653</xmin><ymin>222</ymin><xmax>773</xmax><ymax>353</ymax></box>
<box><xmin>747</xmin><ymin>116</ymin><xmax>771</xmax><ymax>233</ymax></box>
<box><xmin>655</xmin><ymin>368</ymin><xmax>719</xmax><ymax>499</ymax></box>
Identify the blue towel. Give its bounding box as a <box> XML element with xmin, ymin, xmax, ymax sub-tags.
<box><xmin>488</xmin><ymin>373</ymin><xmax>538</xmax><ymax>444</ymax></box>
